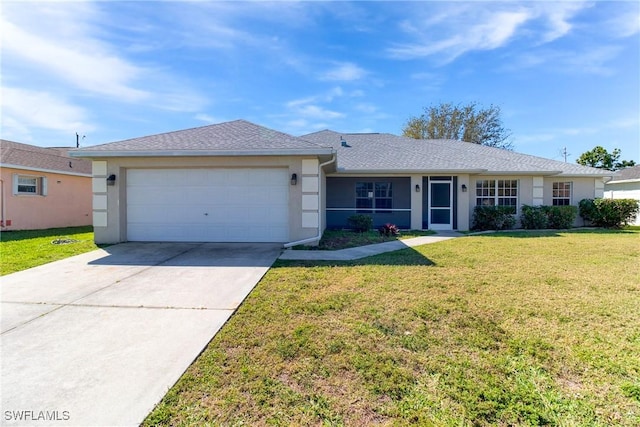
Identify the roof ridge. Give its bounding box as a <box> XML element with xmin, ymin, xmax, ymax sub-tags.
<box><xmin>83</xmin><ymin>119</ymin><xmax>250</xmax><ymax>148</ymax></box>
<box><xmin>72</xmin><ymin>120</ymin><xmax>334</xmax><ymax>154</ymax></box>
<box><xmin>1</xmin><ymin>140</ymin><xmax>76</xmax><ymax>158</ymax></box>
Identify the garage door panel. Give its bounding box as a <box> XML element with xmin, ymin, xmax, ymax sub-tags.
<box><xmin>255</xmin><ymin>169</ymin><xmax>280</xmax><ymax>184</ymax></box>
<box><xmin>269</xmin><ymin>188</ymin><xmax>289</xmax><ymax>205</ymax></box>
<box><xmin>127</xmin><ymin>168</ymin><xmax>289</xmax><ymax>242</ymax></box>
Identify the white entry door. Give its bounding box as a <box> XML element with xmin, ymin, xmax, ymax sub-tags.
<box><xmin>126</xmin><ymin>168</ymin><xmax>289</xmax><ymax>242</ymax></box>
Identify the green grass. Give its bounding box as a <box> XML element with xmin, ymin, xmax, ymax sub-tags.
<box><xmin>0</xmin><ymin>226</ymin><xmax>98</xmax><ymax>275</ymax></box>
<box><xmin>145</xmin><ymin>228</ymin><xmax>640</xmax><ymax>426</ymax></box>
<box><xmin>296</xmin><ymin>229</ymin><xmax>436</xmax><ymax>250</ymax></box>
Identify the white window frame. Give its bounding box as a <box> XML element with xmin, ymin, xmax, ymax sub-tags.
<box><xmin>552</xmin><ymin>182</ymin><xmax>572</xmax><ymax>206</ymax></box>
<box><xmin>475</xmin><ymin>179</ymin><xmax>518</xmax><ymax>214</ymax></box>
<box><xmin>355</xmin><ymin>181</ymin><xmax>393</xmax><ymax>213</ymax></box>
<box><xmin>13</xmin><ymin>174</ymin><xmax>47</xmax><ymax>196</ymax></box>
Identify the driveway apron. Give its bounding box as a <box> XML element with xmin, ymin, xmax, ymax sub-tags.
<box><xmin>1</xmin><ymin>242</ymin><xmax>281</xmax><ymax>426</ymax></box>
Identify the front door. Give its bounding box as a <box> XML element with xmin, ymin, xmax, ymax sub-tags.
<box><xmin>429</xmin><ymin>179</ymin><xmax>453</xmax><ymax>230</ymax></box>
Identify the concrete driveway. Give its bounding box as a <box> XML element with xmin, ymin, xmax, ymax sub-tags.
<box><xmin>1</xmin><ymin>242</ymin><xmax>281</xmax><ymax>426</ymax></box>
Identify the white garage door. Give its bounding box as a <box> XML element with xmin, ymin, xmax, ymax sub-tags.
<box><xmin>127</xmin><ymin>168</ymin><xmax>289</xmax><ymax>242</ymax></box>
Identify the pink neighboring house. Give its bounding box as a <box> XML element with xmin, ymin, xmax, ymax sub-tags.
<box><xmin>0</xmin><ymin>140</ymin><xmax>92</xmax><ymax>231</ymax></box>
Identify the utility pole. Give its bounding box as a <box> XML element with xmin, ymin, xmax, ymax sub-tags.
<box><xmin>561</xmin><ymin>147</ymin><xmax>570</xmax><ymax>162</ymax></box>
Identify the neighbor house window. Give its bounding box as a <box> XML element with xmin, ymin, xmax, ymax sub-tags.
<box><xmin>13</xmin><ymin>175</ymin><xmax>47</xmax><ymax>196</ymax></box>
<box><xmin>356</xmin><ymin>181</ymin><xmax>392</xmax><ymax>213</ymax></box>
<box><xmin>552</xmin><ymin>182</ymin><xmax>572</xmax><ymax>206</ymax></box>
<box><xmin>476</xmin><ymin>179</ymin><xmax>518</xmax><ymax>213</ymax></box>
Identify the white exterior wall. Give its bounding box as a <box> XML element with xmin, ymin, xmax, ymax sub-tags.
<box><xmin>466</xmin><ymin>175</ymin><xmax>603</xmax><ymax>228</ymax></box>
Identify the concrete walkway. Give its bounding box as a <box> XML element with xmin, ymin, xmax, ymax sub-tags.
<box><xmin>279</xmin><ymin>231</ymin><xmax>463</xmax><ymax>261</ymax></box>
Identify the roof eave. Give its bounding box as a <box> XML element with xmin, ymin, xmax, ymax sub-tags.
<box><xmin>333</xmin><ymin>168</ymin><xmax>488</xmax><ymax>175</ymax></box>
<box><xmin>70</xmin><ymin>148</ymin><xmax>336</xmax><ymax>158</ymax></box>
<box><xmin>605</xmin><ymin>178</ymin><xmax>640</xmax><ymax>184</ymax></box>
<box><xmin>475</xmin><ymin>170</ymin><xmax>563</xmax><ymax>176</ymax></box>
<box><xmin>554</xmin><ymin>173</ymin><xmax>615</xmax><ymax>178</ymax></box>
<box><xmin>0</xmin><ymin>163</ymin><xmax>92</xmax><ymax>177</ymax></box>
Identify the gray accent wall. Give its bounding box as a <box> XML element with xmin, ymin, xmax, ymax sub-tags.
<box><xmin>326</xmin><ymin>177</ymin><xmax>411</xmax><ymax>229</ymax></box>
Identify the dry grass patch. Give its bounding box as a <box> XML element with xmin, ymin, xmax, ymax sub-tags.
<box><xmin>145</xmin><ymin>229</ymin><xmax>640</xmax><ymax>426</ymax></box>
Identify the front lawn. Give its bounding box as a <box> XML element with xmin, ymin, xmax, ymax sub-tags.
<box><xmin>0</xmin><ymin>226</ymin><xmax>98</xmax><ymax>276</ymax></box>
<box><xmin>146</xmin><ymin>229</ymin><xmax>640</xmax><ymax>426</ymax></box>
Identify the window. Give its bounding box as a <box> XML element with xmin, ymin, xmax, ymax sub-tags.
<box><xmin>552</xmin><ymin>182</ymin><xmax>572</xmax><ymax>206</ymax></box>
<box><xmin>13</xmin><ymin>174</ymin><xmax>47</xmax><ymax>196</ymax></box>
<box><xmin>476</xmin><ymin>180</ymin><xmax>495</xmax><ymax>206</ymax></box>
<box><xmin>355</xmin><ymin>181</ymin><xmax>392</xmax><ymax>213</ymax></box>
<box><xmin>375</xmin><ymin>182</ymin><xmax>392</xmax><ymax>212</ymax></box>
<box><xmin>356</xmin><ymin>182</ymin><xmax>373</xmax><ymax>212</ymax></box>
<box><xmin>18</xmin><ymin>176</ymin><xmax>37</xmax><ymax>194</ymax></box>
<box><xmin>476</xmin><ymin>179</ymin><xmax>518</xmax><ymax>213</ymax></box>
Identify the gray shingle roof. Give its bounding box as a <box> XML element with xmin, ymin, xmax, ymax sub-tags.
<box><xmin>1</xmin><ymin>140</ymin><xmax>92</xmax><ymax>175</ymax></box>
<box><xmin>72</xmin><ymin>120</ymin><xmax>332</xmax><ymax>156</ymax></box>
<box><xmin>609</xmin><ymin>165</ymin><xmax>640</xmax><ymax>182</ymax></box>
<box><xmin>301</xmin><ymin>130</ymin><xmax>612</xmax><ymax>177</ymax></box>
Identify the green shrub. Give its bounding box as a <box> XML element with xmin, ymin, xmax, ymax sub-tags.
<box><xmin>472</xmin><ymin>206</ymin><xmax>516</xmax><ymax>231</ymax></box>
<box><xmin>579</xmin><ymin>198</ymin><xmax>640</xmax><ymax>228</ymax></box>
<box><xmin>521</xmin><ymin>205</ymin><xmax>578</xmax><ymax>229</ymax></box>
<box><xmin>578</xmin><ymin>199</ymin><xmax>597</xmax><ymax>224</ymax></box>
<box><xmin>520</xmin><ymin>206</ymin><xmax>548</xmax><ymax>229</ymax></box>
<box><xmin>545</xmin><ymin>205</ymin><xmax>577</xmax><ymax>229</ymax></box>
<box><xmin>347</xmin><ymin>214</ymin><xmax>373</xmax><ymax>232</ymax></box>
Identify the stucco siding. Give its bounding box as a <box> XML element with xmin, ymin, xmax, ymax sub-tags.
<box><xmin>90</xmin><ymin>156</ymin><xmax>318</xmax><ymax>244</ymax></box>
<box><xmin>542</xmin><ymin>177</ymin><xmax>598</xmax><ymax>206</ymax></box>
<box><xmin>0</xmin><ymin>167</ymin><xmax>92</xmax><ymax>230</ymax></box>
<box><xmin>467</xmin><ymin>176</ymin><xmax>533</xmax><ymax>228</ymax></box>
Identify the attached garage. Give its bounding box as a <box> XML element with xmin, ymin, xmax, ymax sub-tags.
<box><xmin>126</xmin><ymin>168</ymin><xmax>289</xmax><ymax>242</ymax></box>
<box><xmin>70</xmin><ymin>119</ymin><xmax>335</xmax><ymax>245</ymax></box>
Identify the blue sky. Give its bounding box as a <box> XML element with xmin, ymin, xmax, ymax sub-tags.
<box><xmin>2</xmin><ymin>1</ymin><xmax>639</xmax><ymax>163</ymax></box>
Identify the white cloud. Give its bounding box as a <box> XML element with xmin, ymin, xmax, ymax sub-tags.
<box><xmin>294</xmin><ymin>105</ymin><xmax>344</xmax><ymax>120</ymax></box>
<box><xmin>354</xmin><ymin>103</ymin><xmax>378</xmax><ymax>114</ymax></box>
<box><xmin>321</xmin><ymin>62</ymin><xmax>367</xmax><ymax>81</ymax></box>
<box><xmin>282</xmin><ymin>87</ymin><xmax>353</xmax><ymax>131</ymax></box>
<box><xmin>537</xmin><ymin>2</ymin><xmax>589</xmax><ymax>43</ymax></box>
<box><xmin>1</xmin><ymin>87</ymin><xmax>95</xmax><ymax>141</ymax></box>
<box><xmin>602</xmin><ymin>3</ymin><xmax>640</xmax><ymax>38</ymax></box>
<box><xmin>518</xmin><ymin>116</ymin><xmax>639</xmax><ymax>147</ymax></box>
<box><xmin>388</xmin><ymin>9</ymin><xmax>531</xmax><ymax>62</ymax></box>
<box><xmin>1</xmin><ymin>6</ymin><xmax>149</xmax><ymax>102</ymax></box>
<box><xmin>286</xmin><ymin>87</ymin><xmax>346</xmax><ymax>109</ymax></box>
<box><xmin>1</xmin><ymin>2</ymin><xmax>208</xmax><ymax>109</ymax></box>
<box><xmin>509</xmin><ymin>45</ymin><xmax>622</xmax><ymax>75</ymax></box>
<box><xmin>387</xmin><ymin>2</ymin><xmax>590</xmax><ymax>63</ymax></box>
<box><xmin>194</xmin><ymin>114</ymin><xmax>222</xmax><ymax>124</ymax></box>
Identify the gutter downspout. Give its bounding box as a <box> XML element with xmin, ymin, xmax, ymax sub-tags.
<box><xmin>283</xmin><ymin>153</ymin><xmax>336</xmax><ymax>248</ymax></box>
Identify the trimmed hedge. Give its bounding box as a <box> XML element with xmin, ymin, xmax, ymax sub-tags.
<box><xmin>472</xmin><ymin>206</ymin><xmax>516</xmax><ymax>231</ymax></box>
<box><xmin>520</xmin><ymin>205</ymin><xmax>578</xmax><ymax>230</ymax></box>
<box><xmin>579</xmin><ymin>198</ymin><xmax>640</xmax><ymax>228</ymax></box>
<box><xmin>347</xmin><ymin>214</ymin><xmax>373</xmax><ymax>232</ymax></box>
